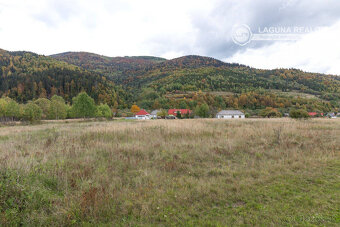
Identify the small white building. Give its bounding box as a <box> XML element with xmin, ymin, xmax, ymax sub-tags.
<box><xmin>135</xmin><ymin>109</ymin><xmax>151</xmax><ymax>120</ymax></box>
<box><xmin>216</xmin><ymin>110</ymin><xmax>245</xmax><ymax>119</ymax></box>
<box><xmin>150</xmin><ymin>110</ymin><xmax>161</xmax><ymax>119</ymax></box>
<box><xmin>327</xmin><ymin>112</ymin><xmax>337</xmax><ymax>119</ymax></box>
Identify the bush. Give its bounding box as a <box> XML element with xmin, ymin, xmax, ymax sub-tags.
<box><xmin>290</xmin><ymin>109</ymin><xmax>310</xmax><ymax>119</ymax></box>
<box><xmin>259</xmin><ymin>107</ymin><xmax>282</xmax><ymax>118</ymax></box>
<box><xmin>96</xmin><ymin>104</ymin><xmax>113</xmax><ymax>118</ymax></box>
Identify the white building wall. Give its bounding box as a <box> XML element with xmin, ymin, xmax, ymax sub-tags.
<box><xmin>136</xmin><ymin>115</ymin><xmax>150</xmax><ymax>120</ymax></box>
<box><xmin>217</xmin><ymin>114</ymin><xmax>245</xmax><ymax>119</ymax></box>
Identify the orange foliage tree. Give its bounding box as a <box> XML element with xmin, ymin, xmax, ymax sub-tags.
<box><xmin>130</xmin><ymin>104</ymin><xmax>140</xmax><ymax>114</ymax></box>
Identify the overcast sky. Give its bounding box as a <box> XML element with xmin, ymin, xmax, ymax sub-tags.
<box><xmin>0</xmin><ymin>0</ymin><xmax>339</xmax><ymax>75</ymax></box>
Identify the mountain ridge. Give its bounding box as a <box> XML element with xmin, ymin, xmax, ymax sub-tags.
<box><xmin>1</xmin><ymin>48</ymin><xmax>339</xmax><ymax>113</ymax></box>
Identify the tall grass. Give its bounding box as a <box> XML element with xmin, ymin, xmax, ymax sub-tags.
<box><xmin>0</xmin><ymin>119</ymin><xmax>339</xmax><ymax>225</ymax></box>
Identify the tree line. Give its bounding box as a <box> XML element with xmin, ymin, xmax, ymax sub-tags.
<box><xmin>0</xmin><ymin>92</ymin><xmax>112</xmax><ymax>123</ymax></box>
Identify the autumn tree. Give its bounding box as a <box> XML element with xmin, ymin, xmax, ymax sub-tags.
<box><xmin>131</xmin><ymin>104</ymin><xmax>140</xmax><ymax>114</ymax></box>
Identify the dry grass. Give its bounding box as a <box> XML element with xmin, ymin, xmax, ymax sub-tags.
<box><xmin>0</xmin><ymin>118</ymin><xmax>339</xmax><ymax>226</ymax></box>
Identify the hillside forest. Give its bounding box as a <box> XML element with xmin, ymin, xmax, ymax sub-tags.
<box><xmin>0</xmin><ymin>49</ymin><xmax>339</xmax><ymax>119</ymax></box>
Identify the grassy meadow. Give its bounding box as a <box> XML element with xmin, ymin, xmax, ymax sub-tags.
<box><xmin>0</xmin><ymin>118</ymin><xmax>339</xmax><ymax>226</ymax></box>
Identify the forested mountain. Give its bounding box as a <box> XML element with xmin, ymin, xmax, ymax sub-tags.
<box><xmin>115</xmin><ymin>55</ymin><xmax>340</xmax><ymax>99</ymax></box>
<box><xmin>1</xmin><ymin>49</ymin><xmax>340</xmax><ymax>114</ymax></box>
<box><xmin>51</xmin><ymin>52</ymin><xmax>166</xmax><ymax>76</ymax></box>
<box><xmin>0</xmin><ymin>49</ymin><xmax>127</xmax><ymax>108</ymax></box>
<box><xmin>52</xmin><ymin>52</ymin><xmax>339</xmax><ymax>101</ymax></box>
<box><xmin>95</xmin><ymin>54</ymin><xmax>339</xmax><ymax>112</ymax></box>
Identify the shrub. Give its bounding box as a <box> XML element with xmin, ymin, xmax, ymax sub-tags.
<box><xmin>96</xmin><ymin>104</ymin><xmax>113</xmax><ymax>118</ymax></box>
<box><xmin>259</xmin><ymin>107</ymin><xmax>282</xmax><ymax>118</ymax></box>
<box><xmin>290</xmin><ymin>109</ymin><xmax>310</xmax><ymax>119</ymax></box>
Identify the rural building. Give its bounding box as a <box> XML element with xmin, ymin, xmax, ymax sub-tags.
<box><xmin>327</xmin><ymin>112</ymin><xmax>337</xmax><ymax>118</ymax></box>
<box><xmin>168</xmin><ymin>109</ymin><xmax>191</xmax><ymax>117</ymax></box>
<box><xmin>308</xmin><ymin>112</ymin><xmax>324</xmax><ymax>117</ymax></box>
<box><xmin>216</xmin><ymin>110</ymin><xmax>245</xmax><ymax>119</ymax></box>
<box><xmin>135</xmin><ymin>109</ymin><xmax>150</xmax><ymax>120</ymax></box>
<box><xmin>150</xmin><ymin>110</ymin><xmax>161</xmax><ymax>119</ymax></box>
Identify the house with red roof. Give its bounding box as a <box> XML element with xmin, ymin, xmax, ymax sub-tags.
<box><xmin>308</xmin><ymin>112</ymin><xmax>324</xmax><ymax>117</ymax></box>
<box><xmin>135</xmin><ymin>109</ymin><xmax>150</xmax><ymax>120</ymax></box>
<box><xmin>168</xmin><ymin>109</ymin><xmax>192</xmax><ymax>117</ymax></box>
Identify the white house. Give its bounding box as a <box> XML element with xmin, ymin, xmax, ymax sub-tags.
<box><xmin>135</xmin><ymin>109</ymin><xmax>151</xmax><ymax>120</ymax></box>
<box><xmin>216</xmin><ymin>110</ymin><xmax>245</xmax><ymax>119</ymax></box>
<box><xmin>327</xmin><ymin>112</ymin><xmax>337</xmax><ymax>119</ymax></box>
<box><xmin>150</xmin><ymin>110</ymin><xmax>161</xmax><ymax>119</ymax></box>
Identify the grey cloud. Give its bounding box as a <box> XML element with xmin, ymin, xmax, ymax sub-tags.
<box><xmin>173</xmin><ymin>0</ymin><xmax>340</xmax><ymax>59</ymax></box>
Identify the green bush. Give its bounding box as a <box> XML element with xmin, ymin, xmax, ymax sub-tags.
<box><xmin>96</xmin><ymin>104</ymin><xmax>113</xmax><ymax>118</ymax></box>
<box><xmin>259</xmin><ymin>107</ymin><xmax>282</xmax><ymax>118</ymax></box>
<box><xmin>290</xmin><ymin>109</ymin><xmax>310</xmax><ymax>119</ymax></box>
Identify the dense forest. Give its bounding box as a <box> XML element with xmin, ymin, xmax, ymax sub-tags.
<box><xmin>51</xmin><ymin>52</ymin><xmax>166</xmax><ymax>77</ymax></box>
<box><xmin>0</xmin><ymin>49</ymin><xmax>339</xmax><ymax>116</ymax></box>
<box><xmin>0</xmin><ymin>49</ymin><xmax>129</xmax><ymax>108</ymax></box>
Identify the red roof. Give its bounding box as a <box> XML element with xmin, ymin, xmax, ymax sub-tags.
<box><xmin>308</xmin><ymin>112</ymin><xmax>323</xmax><ymax>116</ymax></box>
<box><xmin>168</xmin><ymin>109</ymin><xmax>191</xmax><ymax>116</ymax></box>
<box><xmin>135</xmin><ymin>109</ymin><xmax>150</xmax><ymax>116</ymax></box>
